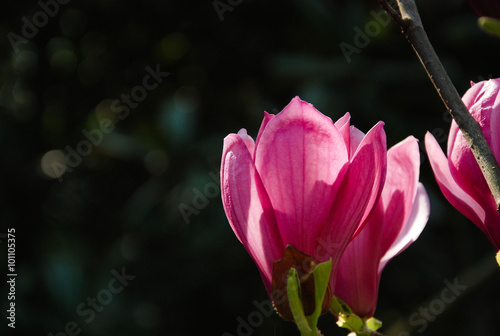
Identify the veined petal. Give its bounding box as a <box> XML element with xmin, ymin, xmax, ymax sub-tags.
<box><xmin>425</xmin><ymin>132</ymin><xmax>486</xmax><ymax>228</ymax></box>
<box><xmin>254</xmin><ymin>96</ymin><xmax>349</xmax><ymax>257</ymax></box>
<box><xmin>335</xmin><ymin>137</ymin><xmax>427</xmax><ymax>318</ymax></box>
<box><xmin>379</xmin><ymin>183</ymin><xmax>430</xmax><ymax>273</ymax></box>
<box><xmin>376</xmin><ymin>136</ymin><xmax>421</xmax><ymax>255</ymax></box>
<box><xmin>318</xmin><ymin>122</ymin><xmax>386</xmax><ymax>291</ymax></box>
<box><xmin>221</xmin><ymin>133</ymin><xmax>284</xmax><ymax>293</ymax></box>
<box><xmin>350</xmin><ymin>122</ymin><xmax>388</xmax><ymax>237</ymax></box>
<box><xmin>334</xmin><ymin>215</ymin><xmax>381</xmax><ymax>318</ymax></box>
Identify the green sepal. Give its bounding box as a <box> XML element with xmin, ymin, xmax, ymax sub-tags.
<box><xmin>286</xmin><ymin>259</ymin><xmax>333</xmax><ymax>336</ymax></box>
<box><xmin>478</xmin><ymin>16</ymin><xmax>500</xmax><ymax>37</ymax></box>
<box><xmin>306</xmin><ymin>258</ymin><xmax>332</xmax><ymax>330</ymax></box>
<box><xmin>287</xmin><ymin>268</ymin><xmax>313</xmax><ymax>335</ymax></box>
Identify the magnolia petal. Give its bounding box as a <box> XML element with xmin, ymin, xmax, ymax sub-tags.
<box><xmin>449</xmin><ymin>79</ymin><xmax>500</xmax><ymax>249</ymax></box>
<box><xmin>484</xmin><ymin>211</ymin><xmax>500</xmax><ymax>250</ymax></box>
<box><xmin>350</xmin><ymin>122</ymin><xmax>388</xmax><ymax>237</ymax></box>
<box><xmin>448</xmin><ymin>130</ymin><xmax>491</xmax><ymax>206</ymax></box>
<box><xmin>376</xmin><ymin>136</ymin><xmax>421</xmax><ymax>254</ymax></box>
<box><xmin>318</xmin><ymin>122</ymin><xmax>386</xmax><ymax>293</ymax></box>
<box><xmin>221</xmin><ymin>133</ymin><xmax>284</xmax><ymax>293</ymax></box>
<box><xmin>349</xmin><ymin>126</ymin><xmax>366</xmax><ymax>159</ymax></box>
<box><xmin>334</xmin><ymin>221</ymin><xmax>380</xmax><ymax>318</ymax></box>
<box><xmin>334</xmin><ymin>135</ymin><xmax>419</xmax><ymax>318</ymax></box>
<box><xmin>379</xmin><ymin>183</ymin><xmax>430</xmax><ymax>273</ymax></box>
<box><xmin>447</xmin><ymin>80</ymin><xmax>485</xmax><ymax>157</ymax></box>
<box><xmin>335</xmin><ymin>112</ymin><xmax>351</xmax><ymax>129</ymax></box>
<box><xmin>335</xmin><ymin>113</ymin><xmax>351</xmax><ymax>154</ymax></box>
<box><xmin>255</xmin><ymin>111</ymin><xmax>275</xmax><ymax>149</ymax></box>
<box><xmin>425</xmin><ymin>132</ymin><xmax>486</xmax><ymax>228</ymax></box>
<box><xmin>460</xmin><ymin>81</ymin><xmax>486</xmax><ymax>117</ymax></box>
<box><xmin>237</xmin><ymin>128</ymin><xmax>256</xmax><ymax>158</ymax></box>
<box><xmin>254</xmin><ymin>97</ymin><xmax>349</xmax><ymax>257</ymax></box>
<box><xmin>449</xmin><ymin>81</ymin><xmax>500</xmax><ymax>204</ymax></box>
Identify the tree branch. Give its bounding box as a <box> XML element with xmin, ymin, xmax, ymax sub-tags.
<box><xmin>379</xmin><ymin>0</ymin><xmax>500</xmax><ymax>212</ymax></box>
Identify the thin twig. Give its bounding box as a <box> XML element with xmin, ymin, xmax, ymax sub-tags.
<box><xmin>378</xmin><ymin>0</ymin><xmax>500</xmax><ymax>212</ymax></box>
<box><xmin>376</xmin><ymin>0</ymin><xmax>403</xmax><ymax>26</ymax></box>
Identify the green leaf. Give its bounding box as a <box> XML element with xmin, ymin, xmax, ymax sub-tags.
<box><xmin>307</xmin><ymin>259</ymin><xmax>332</xmax><ymax>330</ymax></box>
<box><xmin>366</xmin><ymin>317</ymin><xmax>383</xmax><ymax>331</ymax></box>
<box><xmin>287</xmin><ymin>268</ymin><xmax>312</xmax><ymax>335</ymax></box>
<box><xmin>478</xmin><ymin>16</ymin><xmax>500</xmax><ymax>37</ymax></box>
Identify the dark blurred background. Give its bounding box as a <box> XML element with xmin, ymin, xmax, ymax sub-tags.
<box><xmin>1</xmin><ymin>0</ymin><xmax>500</xmax><ymax>335</ymax></box>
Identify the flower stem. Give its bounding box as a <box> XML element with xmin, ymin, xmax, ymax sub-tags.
<box><xmin>378</xmin><ymin>0</ymin><xmax>500</xmax><ymax>213</ymax></box>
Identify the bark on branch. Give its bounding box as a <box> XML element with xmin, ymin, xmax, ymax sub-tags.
<box><xmin>378</xmin><ymin>0</ymin><xmax>500</xmax><ymax>212</ymax></box>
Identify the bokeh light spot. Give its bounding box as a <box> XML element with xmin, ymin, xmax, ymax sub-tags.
<box><xmin>41</xmin><ymin>150</ymin><xmax>66</xmax><ymax>179</ymax></box>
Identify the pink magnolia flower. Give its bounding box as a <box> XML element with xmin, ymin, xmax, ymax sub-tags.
<box><xmin>334</xmin><ymin>137</ymin><xmax>430</xmax><ymax>318</ymax></box>
<box><xmin>220</xmin><ymin>96</ymin><xmax>387</xmax><ymax>313</ymax></box>
<box><xmin>425</xmin><ymin>78</ymin><xmax>500</xmax><ymax>250</ymax></box>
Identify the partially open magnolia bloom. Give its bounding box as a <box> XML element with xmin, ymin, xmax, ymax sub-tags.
<box><xmin>334</xmin><ymin>137</ymin><xmax>430</xmax><ymax>318</ymax></box>
<box><xmin>425</xmin><ymin>78</ymin><xmax>500</xmax><ymax>250</ymax></box>
<box><xmin>221</xmin><ymin>97</ymin><xmax>387</xmax><ymax>319</ymax></box>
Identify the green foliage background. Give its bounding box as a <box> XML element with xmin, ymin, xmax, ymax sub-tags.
<box><xmin>1</xmin><ymin>0</ymin><xmax>499</xmax><ymax>335</ymax></box>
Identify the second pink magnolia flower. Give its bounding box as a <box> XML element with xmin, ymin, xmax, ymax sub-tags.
<box><xmin>426</xmin><ymin>78</ymin><xmax>500</xmax><ymax>250</ymax></box>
